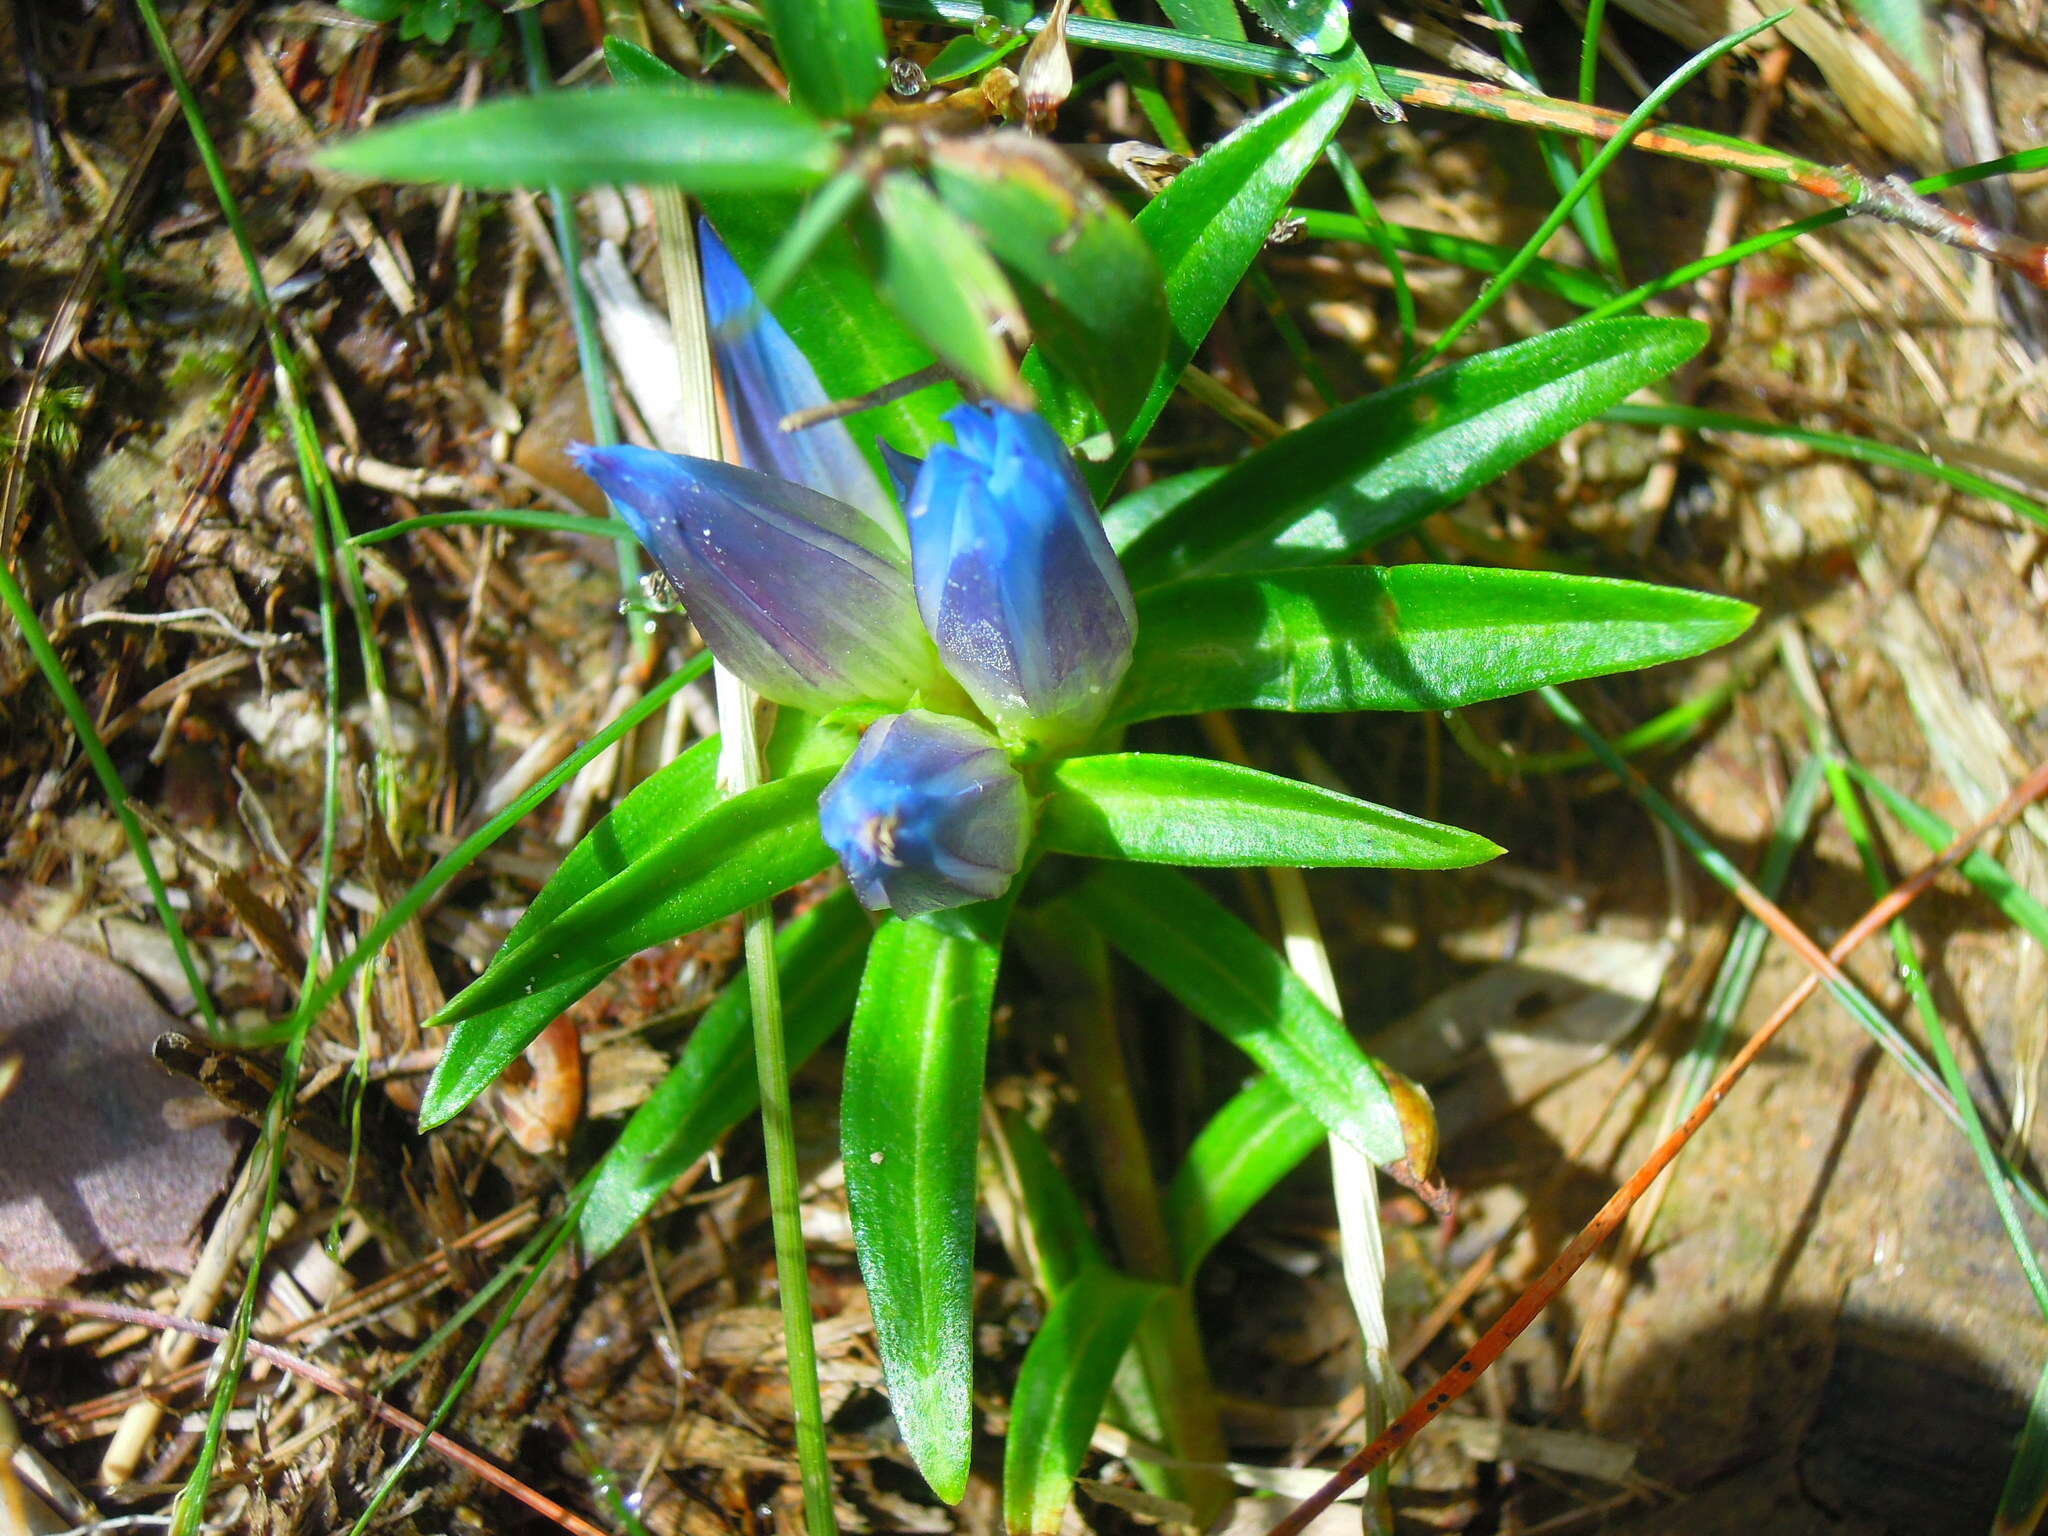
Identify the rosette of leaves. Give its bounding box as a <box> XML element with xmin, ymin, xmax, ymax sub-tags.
<box><xmin>322</xmin><ymin>28</ymin><xmax>1746</xmax><ymax>1524</ymax></box>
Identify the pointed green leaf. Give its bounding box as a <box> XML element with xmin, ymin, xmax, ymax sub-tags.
<box><xmin>865</xmin><ymin>171</ymin><xmax>1028</xmax><ymax>412</ymax></box>
<box><xmin>1004</xmin><ymin>1267</ymin><xmax>1165</xmax><ymax>1535</ymax></box>
<box><xmin>1115</xmin><ymin>566</ymin><xmax>1756</xmax><ymax>722</ymax></box>
<box><xmin>580</xmin><ymin>891</ymin><xmax>872</xmax><ymax>1256</ymax></box>
<box><xmin>757</xmin><ymin>0</ymin><xmax>887</xmax><ymax>119</ymax></box>
<box><xmin>843</xmin><ymin>904</ymin><xmax>1010</xmax><ymax>1503</ymax></box>
<box><xmin>433</xmin><ymin>769</ymin><xmax>839</xmax><ymax>1034</ymax></box>
<box><xmin>500</xmin><ymin>735</ymin><xmax>720</xmax><ymax>958</ymax></box>
<box><xmin>1118</xmin><ymin>317</ymin><xmax>1709</xmax><ymax>588</ymax></box>
<box><xmin>420</xmin><ymin>964</ymin><xmax>617</xmax><ymax>1129</ymax></box>
<box><xmin>1164</xmin><ymin>1075</ymin><xmax>1322</xmax><ymax>1280</ymax></box>
<box><xmin>1068</xmin><ymin>863</ymin><xmax>1408</xmax><ymax>1164</ymax></box>
<box><xmin>990</xmin><ymin>1110</ymin><xmax>1105</xmax><ymax>1299</ymax></box>
<box><xmin>603</xmin><ymin>35</ymin><xmax>687</xmax><ymax>88</ymax></box>
<box><xmin>1157</xmin><ymin>0</ymin><xmax>1246</xmax><ymax>42</ymax></box>
<box><xmin>931</xmin><ymin>135</ymin><xmax>1168</xmax><ymax>437</ymax></box>
<box><xmin>320</xmin><ymin>86</ymin><xmax>840</xmax><ymax>192</ymax></box>
<box><xmin>1243</xmin><ymin>0</ymin><xmax>1348</xmax><ymax>54</ymax></box>
<box><xmin>1096</xmin><ymin>77</ymin><xmax>1353</xmax><ymax>491</ymax></box>
<box><xmin>1040</xmin><ymin>753</ymin><xmax>1502</xmax><ymax>869</ymax></box>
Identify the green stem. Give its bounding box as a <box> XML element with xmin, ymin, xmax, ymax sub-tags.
<box><xmin>1537</xmin><ymin>684</ymin><xmax>2048</xmax><ymax>1227</ymax></box>
<box><xmin>130</xmin><ymin>4</ymin><xmax>352</xmax><ymax>1525</ymax></box>
<box><xmin>1289</xmin><ymin>207</ymin><xmax>1615</xmax><ymax>308</ymax></box>
<box><xmin>1824</xmin><ymin>760</ymin><xmax>2048</xmax><ymax>1321</ymax></box>
<box><xmin>1445</xmin><ymin>653</ymin><xmax>1759</xmax><ymax>777</ymax></box>
<box><xmin>517</xmin><ymin>11</ymin><xmax>650</xmax><ymax>663</ymax></box>
<box><xmin>1319</xmin><ymin>147</ymin><xmax>1416</xmax><ymax>368</ymax></box>
<box><xmin>1583</xmin><ymin>144</ymin><xmax>2048</xmax><ymax>322</ymax></box>
<box><xmin>1019</xmin><ymin>922</ymin><xmax>1232</xmax><ymax>1524</ymax></box>
<box><xmin>283</xmin><ymin>653</ymin><xmax>711</xmax><ymax>1035</ymax></box>
<box><xmin>1478</xmin><ymin>0</ymin><xmax>1621</xmax><ymax>284</ymax></box>
<box><xmin>0</xmin><ymin>554</ymin><xmax>219</xmax><ymax>1030</ymax></box>
<box><xmin>349</xmin><ymin>509</ymin><xmax>634</xmax><ymax>546</ymax></box>
<box><xmin>1411</xmin><ymin>11</ymin><xmax>1784</xmax><ymax>371</ymax></box>
<box><xmin>1605</xmin><ymin>402</ymin><xmax>2048</xmax><ymax>532</ymax></box>
<box><xmin>718</xmin><ymin>672</ymin><xmax>837</xmax><ymax>1534</ymax></box>
<box><xmin>347</xmin><ymin>1187</ymin><xmax>591</xmax><ymax>1536</ymax></box>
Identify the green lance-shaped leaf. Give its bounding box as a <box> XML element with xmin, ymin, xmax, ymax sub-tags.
<box><xmin>1157</xmin><ymin>0</ymin><xmax>1246</xmax><ymax>43</ymax></box>
<box><xmin>1040</xmin><ymin>753</ymin><xmax>1502</xmax><ymax>870</ymax></box>
<box><xmin>417</xmin><ymin>738</ymin><xmax>718</xmax><ymax>1125</ymax></box>
<box><xmin>930</xmin><ymin>136</ymin><xmax>1168</xmax><ymax>439</ymax></box>
<box><xmin>1114</xmin><ymin>566</ymin><xmax>1757</xmax><ymax>723</ymax></box>
<box><xmin>1093</xmin><ymin>76</ymin><xmax>1353</xmax><ymax>493</ymax></box>
<box><xmin>427</xmin><ymin>767</ymin><xmax>838</xmax><ymax>1048</ymax></box>
<box><xmin>1004</xmin><ymin>1267</ymin><xmax>1166</xmax><ymax>1536</ymax></box>
<box><xmin>755</xmin><ymin>0</ymin><xmax>887</xmax><ymax>120</ymax></box>
<box><xmin>319</xmin><ymin>86</ymin><xmax>840</xmax><ymax>193</ymax></box>
<box><xmin>843</xmin><ymin>904</ymin><xmax>1011</xmax><ymax>1503</ymax></box>
<box><xmin>1066</xmin><ymin>863</ymin><xmax>1412</xmax><ymax>1165</ymax></box>
<box><xmin>580</xmin><ymin>891</ymin><xmax>872</xmax><ymax>1257</ymax></box>
<box><xmin>503</xmin><ymin>735</ymin><xmax>718</xmax><ymax>956</ymax></box>
<box><xmin>866</xmin><ymin>171</ymin><xmax>1030</xmax><ymax>412</ymax></box>
<box><xmin>1164</xmin><ymin>1074</ymin><xmax>1324</xmax><ymax>1281</ymax></box>
<box><xmin>1118</xmin><ymin>316</ymin><xmax>1709</xmax><ymax>588</ymax></box>
<box><xmin>991</xmin><ymin>1110</ymin><xmax>1105</xmax><ymax>1299</ymax></box>
<box><xmin>419</xmin><ymin>964</ymin><xmax>618</xmax><ymax>1130</ymax></box>
<box><xmin>603</xmin><ymin>35</ymin><xmax>687</xmax><ymax>89</ymax></box>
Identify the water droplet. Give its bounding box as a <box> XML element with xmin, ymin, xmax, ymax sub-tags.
<box><xmin>973</xmin><ymin>14</ymin><xmax>1013</xmax><ymax>44</ymax></box>
<box><xmin>889</xmin><ymin>55</ymin><xmax>927</xmax><ymax>96</ymax></box>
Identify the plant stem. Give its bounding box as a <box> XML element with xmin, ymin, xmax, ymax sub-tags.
<box><xmin>719</xmin><ymin>669</ymin><xmax>837</xmax><ymax>1534</ymax></box>
<box><xmin>874</xmin><ymin>0</ymin><xmax>2048</xmax><ymax>287</ymax></box>
<box><xmin>1605</xmin><ymin>402</ymin><xmax>2048</xmax><ymax>531</ymax></box>
<box><xmin>1411</xmin><ymin>11</ymin><xmax>1783</xmax><ymax>371</ymax></box>
<box><xmin>0</xmin><ymin>551</ymin><xmax>219</xmax><ymax>1030</ymax></box>
<box><xmin>517</xmin><ymin>10</ymin><xmax>650</xmax><ymax>663</ymax></box>
<box><xmin>346</xmin><ymin>1189</ymin><xmax>591</xmax><ymax>1536</ymax></box>
<box><xmin>661</xmin><ymin>177</ymin><xmax>839</xmax><ymax>1528</ymax></box>
<box><xmin>1023</xmin><ymin>922</ymin><xmax>1232</xmax><ymax>1524</ymax></box>
<box><xmin>1538</xmin><ymin>685</ymin><xmax>2048</xmax><ymax>1225</ymax></box>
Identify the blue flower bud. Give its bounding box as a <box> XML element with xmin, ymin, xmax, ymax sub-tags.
<box><xmin>699</xmin><ymin>221</ymin><xmax>896</xmax><ymax>534</ymax></box>
<box><xmin>905</xmin><ymin>402</ymin><xmax>1137</xmax><ymax>749</ymax></box>
<box><xmin>817</xmin><ymin>710</ymin><xmax>1032</xmax><ymax>919</ymax></box>
<box><xmin>572</xmin><ymin>443</ymin><xmax>953</xmax><ymax>714</ymax></box>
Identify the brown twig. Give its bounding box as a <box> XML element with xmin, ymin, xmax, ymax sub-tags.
<box><xmin>1263</xmin><ymin>757</ymin><xmax>2048</xmax><ymax>1536</ymax></box>
<box><xmin>1</xmin><ymin>1296</ymin><xmax>611</xmax><ymax>1536</ymax></box>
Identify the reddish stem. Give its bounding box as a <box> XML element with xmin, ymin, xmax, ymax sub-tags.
<box><xmin>1265</xmin><ymin>757</ymin><xmax>2048</xmax><ymax>1536</ymax></box>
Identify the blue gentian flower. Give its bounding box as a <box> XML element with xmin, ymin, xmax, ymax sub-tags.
<box><xmin>818</xmin><ymin>710</ymin><xmax>1031</xmax><ymax>919</ymax></box>
<box><xmin>572</xmin><ymin>443</ymin><xmax>952</xmax><ymax>714</ymax></box>
<box><xmin>905</xmin><ymin>403</ymin><xmax>1137</xmax><ymax>750</ymax></box>
<box><xmin>699</xmin><ymin>220</ymin><xmax>896</xmax><ymax>535</ymax></box>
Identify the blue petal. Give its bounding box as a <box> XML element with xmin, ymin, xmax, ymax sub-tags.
<box><xmin>574</xmin><ymin>442</ymin><xmax>946</xmax><ymax>712</ymax></box>
<box><xmin>698</xmin><ymin>220</ymin><xmax>896</xmax><ymax>537</ymax></box>
<box><xmin>879</xmin><ymin>441</ymin><xmax>925</xmax><ymax>508</ymax></box>
<box><xmin>816</xmin><ymin>710</ymin><xmax>1030</xmax><ymax>919</ymax></box>
<box><xmin>903</xmin><ymin>403</ymin><xmax>1136</xmax><ymax>747</ymax></box>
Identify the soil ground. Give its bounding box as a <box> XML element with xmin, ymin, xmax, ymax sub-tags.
<box><xmin>4</xmin><ymin>4</ymin><xmax>2048</xmax><ymax>1533</ymax></box>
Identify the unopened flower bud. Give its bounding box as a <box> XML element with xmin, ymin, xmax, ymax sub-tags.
<box><xmin>817</xmin><ymin>710</ymin><xmax>1031</xmax><ymax>919</ymax></box>
<box><xmin>573</xmin><ymin>443</ymin><xmax>950</xmax><ymax>713</ymax></box>
<box><xmin>904</xmin><ymin>402</ymin><xmax>1136</xmax><ymax>749</ymax></box>
<box><xmin>698</xmin><ymin>221</ymin><xmax>896</xmax><ymax>532</ymax></box>
<box><xmin>1018</xmin><ymin>0</ymin><xmax>1076</xmax><ymax>131</ymax></box>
